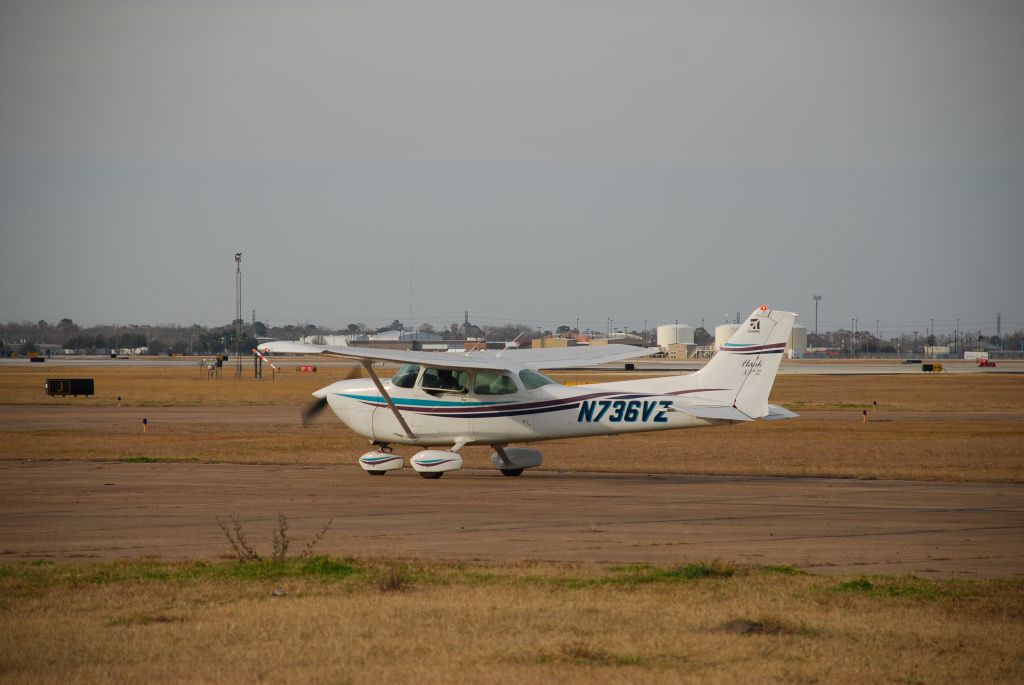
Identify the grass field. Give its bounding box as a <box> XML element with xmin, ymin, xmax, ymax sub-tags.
<box><xmin>1</xmin><ymin>556</ymin><xmax>1021</xmax><ymax>684</ymax></box>
<box><xmin>2</xmin><ymin>363</ymin><xmax>1022</xmax><ymax>682</ymax></box>
<box><xmin>1</xmin><ymin>364</ymin><xmax>1022</xmax><ymax>482</ymax></box>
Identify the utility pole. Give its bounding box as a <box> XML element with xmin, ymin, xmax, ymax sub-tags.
<box><xmin>234</xmin><ymin>253</ymin><xmax>242</xmax><ymax>378</ymax></box>
<box><xmin>812</xmin><ymin>295</ymin><xmax>821</xmax><ymax>337</ymax></box>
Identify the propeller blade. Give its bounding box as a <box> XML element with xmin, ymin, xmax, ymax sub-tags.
<box><xmin>301</xmin><ymin>396</ymin><xmax>329</xmax><ymax>427</ymax></box>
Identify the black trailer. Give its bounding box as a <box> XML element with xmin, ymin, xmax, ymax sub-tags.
<box><xmin>44</xmin><ymin>379</ymin><xmax>95</xmax><ymax>397</ymax></box>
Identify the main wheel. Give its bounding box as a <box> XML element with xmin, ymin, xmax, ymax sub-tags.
<box><xmin>500</xmin><ymin>468</ymin><xmax>524</xmax><ymax>477</ymax></box>
<box><xmin>420</xmin><ymin>472</ymin><xmax>444</xmax><ymax>479</ymax></box>
<box><xmin>367</xmin><ymin>470</ymin><xmax>387</xmax><ymax>476</ymax></box>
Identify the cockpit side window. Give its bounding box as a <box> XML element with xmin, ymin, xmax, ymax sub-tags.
<box><xmin>473</xmin><ymin>370</ymin><xmax>519</xmax><ymax>395</ymax></box>
<box><xmin>420</xmin><ymin>367</ymin><xmax>469</xmax><ymax>395</ymax></box>
<box><xmin>391</xmin><ymin>364</ymin><xmax>420</xmax><ymax>389</ymax></box>
<box><xmin>519</xmin><ymin>369</ymin><xmax>555</xmax><ymax>390</ymax></box>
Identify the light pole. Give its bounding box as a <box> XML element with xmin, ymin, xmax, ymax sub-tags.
<box><xmin>812</xmin><ymin>295</ymin><xmax>821</xmax><ymax>337</ymax></box>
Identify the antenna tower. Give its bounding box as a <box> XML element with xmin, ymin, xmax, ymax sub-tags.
<box><xmin>234</xmin><ymin>253</ymin><xmax>242</xmax><ymax>378</ymax></box>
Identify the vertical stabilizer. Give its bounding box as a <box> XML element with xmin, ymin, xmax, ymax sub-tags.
<box><xmin>695</xmin><ymin>306</ymin><xmax>797</xmax><ymax>418</ymax></box>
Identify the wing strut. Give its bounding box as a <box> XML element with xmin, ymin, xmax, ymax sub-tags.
<box><xmin>361</xmin><ymin>360</ymin><xmax>417</xmax><ymax>440</ymax></box>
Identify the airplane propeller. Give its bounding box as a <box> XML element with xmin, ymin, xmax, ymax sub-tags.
<box><xmin>300</xmin><ymin>364</ymin><xmax>365</xmax><ymax>427</ymax></box>
<box><xmin>301</xmin><ymin>396</ymin><xmax>329</xmax><ymax>426</ymax></box>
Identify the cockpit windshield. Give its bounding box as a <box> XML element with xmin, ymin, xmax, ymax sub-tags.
<box><xmin>391</xmin><ymin>364</ymin><xmax>420</xmax><ymax>389</ymax></box>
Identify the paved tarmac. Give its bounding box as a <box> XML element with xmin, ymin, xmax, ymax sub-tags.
<box><xmin>1</xmin><ymin>461</ymin><xmax>1021</xmax><ymax>578</ymax></box>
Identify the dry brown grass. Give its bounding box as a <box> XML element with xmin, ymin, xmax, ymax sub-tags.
<box><xmin>1</xmin><ymin>559</ymin><xmax>1021</xmax><ymax>684</ymax></box>
<box><xmin>1</xmin><ymin>365</ymin><xmax>1022</xmax><ymax>481</ymax></box>
<box><xmin>0</xmin><ymin>363</ymin><xmax>336</xmax><ymax>406</ymax></box>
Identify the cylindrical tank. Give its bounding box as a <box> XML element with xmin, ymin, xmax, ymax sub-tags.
<box><xmin>715</xmin><ymin>324</ymin><xmax>740</xmax><ymax>349</ymax></box>
<box><xmin>657</xmin><ymin>323</ymin><xmax>695</xmax><ymax>349</ymax></box>
<box><xmin>788</xmin><ymin>325</ymin><xmax>808</xmax><ymax>358</ymax></box>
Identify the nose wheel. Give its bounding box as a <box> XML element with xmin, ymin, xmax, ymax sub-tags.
<box><xmin>500</xmin><ymin>468</ymin><xmax>524</xmax><ymax>477</ymax></box>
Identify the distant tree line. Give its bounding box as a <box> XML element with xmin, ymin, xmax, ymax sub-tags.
<box><xmin>5</xmin><ymin>318</ymin><xmax>1017</xmax><ymax>357</ymax></box>
<box><xmin>0</xmin><ymin>317</ymin><xmax>535</xmax><ymax>355</ymax></box>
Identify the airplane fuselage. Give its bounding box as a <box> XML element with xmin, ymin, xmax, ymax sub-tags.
<box><xmin>320</xmin><ymin>376</ymin><xmax>726</xmax><ymax>447</ymax></box>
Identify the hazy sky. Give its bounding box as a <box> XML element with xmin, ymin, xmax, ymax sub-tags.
<box><xmin>1</xmin><ymin>1</ymin><xmax>1022</xmax><ymax>336</ymax></box>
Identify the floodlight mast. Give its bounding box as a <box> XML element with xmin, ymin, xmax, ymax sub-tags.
<box><xmin>235</xmin><ymin>252</ymin><xmax>242</xmax><ymax>378</ymax></box>
<box><xmin>812</xmin><ymin>295</ymin><xmax>822</xmax><ymax>336</ymax></box>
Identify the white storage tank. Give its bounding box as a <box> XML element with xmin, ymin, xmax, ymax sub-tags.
<box><xmin>657</xmin><ymin>323</ymin><xmax>694</xmax><ymax>349</ymax></box>
<box><xmin>788</xmin><ymin>325</ymin><xmax>808</xmax><ymax>358</ymax></box>
<box><xmin>715</xmin><ymin>323</ymin><xmax>740</xmax><ymax>349</ymax></box>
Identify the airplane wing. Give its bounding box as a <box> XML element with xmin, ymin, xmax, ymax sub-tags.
<box><xmin>258</xmin><ymin>341</ymin><xmax>657</xmax><ymax>371</ymax></box>
<box><xmin>472</xmin><ymin>345</ymin><xmax>659</xmax><ymax>369</ymax></box>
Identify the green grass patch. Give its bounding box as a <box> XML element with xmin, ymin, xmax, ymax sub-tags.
<box><xmin>761</xmin><ymin>565</ymin><xmax>808</xmax><ymax>576</ymax></box>
<box><xmin>833</xmin><ymin>576</ymin><xmax>980</xmax><ymax>601</ymax></box>
<box><xmin>122</xmin><ymin>455</ymin><xmax>160</xmax><ymax>463</ymax></box>
<box><xmin>0</xmin><ymin>556</ymin><xmax>357</xmax><ymax>592</ymax></box>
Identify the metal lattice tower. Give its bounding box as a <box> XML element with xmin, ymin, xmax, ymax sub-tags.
<box><xmin>234</xmin><ymin>253</ymin><xmax>242</xmax><ymax>378</ymax></box>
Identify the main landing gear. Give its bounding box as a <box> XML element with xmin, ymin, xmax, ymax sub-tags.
<box><xmin>357</xmin><ymin>445</ymin><xmax>544</xmax><ymax>479</ymax></box>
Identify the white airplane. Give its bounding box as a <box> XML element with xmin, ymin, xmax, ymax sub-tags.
<box><xmin>259</xmin><ymin>305</ymin><xmax>798</xmax><ymax>479</ymax></box>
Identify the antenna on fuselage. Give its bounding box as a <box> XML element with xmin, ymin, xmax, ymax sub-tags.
<box><xmin>496</xmin><ymin>331</ymin><xmax>526</xmax><ymax>358</ymax></box>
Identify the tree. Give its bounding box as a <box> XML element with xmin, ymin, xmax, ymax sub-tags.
<box><xmin>18</xmin><ymin>341</ymin><xmax>38</xmax><ymax>356</ymax></box>
<box><xmin>694</xmin><ymin>327</ymin><xmax>712</xmax><ymax>346</ymax></box>
<box><xmin>380</xmin><ymin>320</ymin><xmax>404</xmax><ymax>333</ymax></box>
<box><xmin>57</xmin><ymin>318</ymin><xmax>79</xmax><ymax>337</ymax></box>
<box><xmin>418</xmin><ymin>323</ymin><xmax>437</xmax><ymax>335</ymax></box>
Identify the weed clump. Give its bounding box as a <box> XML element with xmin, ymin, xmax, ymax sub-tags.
<box><xmin>217</xmin><ymin>513</ymin><xmax>332</xmax><ymax>563</ymax></box>
<box><xmin>378</xmin><ymin>566</ymin><xmax>405</xmax><ymax>593</ymax></box>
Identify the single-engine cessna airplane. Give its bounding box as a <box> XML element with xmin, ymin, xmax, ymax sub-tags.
<box><xmin>259</xmin><ymin>305</ymin><xmax>798</xmax><ymax>479</ymax></box>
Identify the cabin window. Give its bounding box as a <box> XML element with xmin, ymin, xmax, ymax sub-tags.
<box><xmin>473</xmin><ymin>370</ymin><xmax>518</xmax><ymax>395</ymax></box>
<box><xmin>519</xmin><ymin>369</ymin><xmax>554</xmax><ymax>390</ymax></box>
<box><xmin>420</xmin><ymin>367</ymin><xmax>469</xmax><ymax>394</ymax></box>
<box><xmin>391</xmin><ymin>364</ymin><xmax>420</xmax><ymax>389</ymax></box>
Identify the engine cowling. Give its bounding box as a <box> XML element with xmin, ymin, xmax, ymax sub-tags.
<box><xmin>359</xmin><ymin>451</ymin><xmax>403</xmax><ymax>473</ymax></box>
<box><xmin>410</xmin><ymin>450</ymin><xmax>464</xmax><ymax>478</ymax></box>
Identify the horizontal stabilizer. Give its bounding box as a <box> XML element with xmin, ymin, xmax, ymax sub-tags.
<box><xmin>670</xmin><ymin>405</ymin><xmax>753</xmax><ymax>422</ymax></box>
<box><xmin>761</xmin><ymin>404</ymin><xmax>799</xmax><ymax>421</ymax></box>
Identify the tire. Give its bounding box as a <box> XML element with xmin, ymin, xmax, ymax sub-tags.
<box><xmin>367</xmin><ymin>470</ymin><xmax>387</xmax><ymax>476</ymax></box>
<box><xmin>420</xmin><ymin>472</ymin><xmax>444</xmax><ymax>479</ymax></box>
<box><xmin>500</xmin><ymin>468</ymin><xmax>524</xmax><ymax>477</ymax></box>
